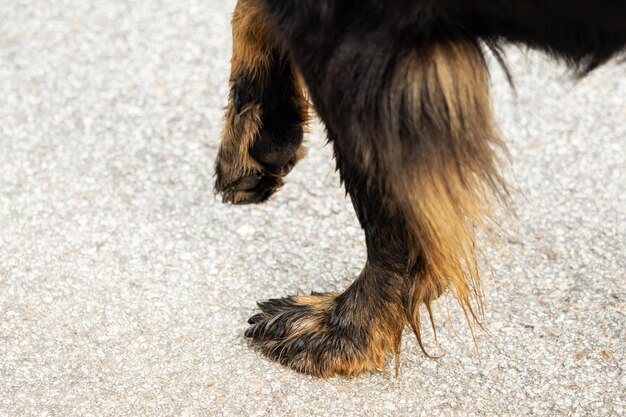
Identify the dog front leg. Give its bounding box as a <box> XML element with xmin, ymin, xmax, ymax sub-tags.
<box><xmin>245</xmin><ymin>1</ymin><xmax>508</xmax><ymax>376</ymax></box>
<box><xmin>214</xmin><ymin>0</ymin><xmax>308</xmax><ymax>205</ymax></box>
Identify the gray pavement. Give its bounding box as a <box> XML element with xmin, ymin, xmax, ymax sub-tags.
<box><xmin>0</xmin><ymin>1</ymin><xmax>624</xmax><ymax>416</ymax></box>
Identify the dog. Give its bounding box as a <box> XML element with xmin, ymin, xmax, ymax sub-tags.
<box><xmin>214</xmin><ymin>0</ymin><xmax>626</xmax><ymax>377</ymax></box>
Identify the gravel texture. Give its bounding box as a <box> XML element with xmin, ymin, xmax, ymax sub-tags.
<box><xmin>0</xmin><ymin>1</ymin><xmax>624</xmax><ymax>416</ymax></box>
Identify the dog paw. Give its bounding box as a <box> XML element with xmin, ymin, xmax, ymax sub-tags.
<box><xmin>214</xmin><ymin>78</ymin><xmax>306</xmax><ymax>205</ymax></box>
<box><xmin>245</xmin><ymin>292</ymin><xmax>400</xmax><ymax>377</ymax></box>
<box><xmin>214</xmin><ymin>138</ymin><xmax>305</xmax><ymax>205</ymax></box>
<box><xmin>215</xmin><ymin>169</ymin><xmax>285</xmax><ymax>205</ymax></box>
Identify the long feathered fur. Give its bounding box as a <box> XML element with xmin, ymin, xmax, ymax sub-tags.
<box><xmin>215</xmin><ymin>0</ymin><xmax>626</xmax><ymax>376</ymax></box>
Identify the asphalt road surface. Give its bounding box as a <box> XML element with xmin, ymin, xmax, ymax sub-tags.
<box><xmin>1</xmin><ymin>1</ymin><xmax>624</xmax><ymax>416</ymax></box>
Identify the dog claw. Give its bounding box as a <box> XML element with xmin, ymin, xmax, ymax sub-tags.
<box><xmin>247</xmin><ymin>313</ymin><xmax>265</xmax><ymax>325</ymax></box>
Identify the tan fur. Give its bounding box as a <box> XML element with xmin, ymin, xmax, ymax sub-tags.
<box><xmin>219</xmin><ymin>0</ymin><xmax>268</xmax><ymax>181</ymax></box>
<box><xmin>222</xmin><ymin>0</ymin><xmax>623</xmax><ymax>378</ymax></box>
<box><xmin>230</xmin><ymin>0</ymin><xmax>273</xmax><ymax>81</ymax></box>
<box><xmin>385</xmin><ymin>40</ymin><xmax>507</xmax><ymax>350</ymax></box>
<box><xmin>216</xmin><ymin>0</ymin><xmax>309</xmax><ymax>200</ymax></box>
<box><xmin>227</xmin><ymin>1</ymin><xmax>507</xmax><ymax>376</ymax></box>
<box><xmin>249</xmin><ymin>276</ymin><xmax>406</xmax><ymax>378</ymax></box>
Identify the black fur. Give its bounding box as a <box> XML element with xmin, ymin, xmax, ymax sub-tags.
<box><xmin>216</xmin><ymin>0</ymin><xmax>626</xmax><ymax>376</ymax></box>
<box><xmin>247</xmin><ymin>50</ymin><xmax>305</xmax><ymax>170</ymax></box>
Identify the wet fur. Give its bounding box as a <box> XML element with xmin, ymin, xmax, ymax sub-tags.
<box><xmin>215</xmin><ymin>0</ymin><xmax>626</xmax><ymax>377</ymax></box>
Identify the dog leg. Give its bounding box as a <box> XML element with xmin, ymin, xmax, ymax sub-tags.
<box><xmin>214</xmin><ymin>0</ymin><xmax>308</xmax><ymax>205</ymax></box>
<box><xmin>246</xmin><ymin>3</ymin><xmax>509</xmax><ymax>376</ymax></box>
